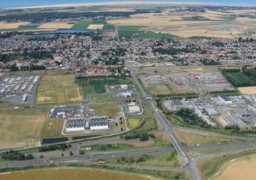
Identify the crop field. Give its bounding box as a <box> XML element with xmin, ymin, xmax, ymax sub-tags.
<box><xmin>38</xmin><ymin>22</ymin><xmax>73</xmax><ymax>29</ymax></box>
<box><xmin>212</xmin><ymin>155</ymin><xmax>256</xmax><ymax>180</ymax></box>
<box><xmin>72</xmin><ymin>19</ymin><xmax>93</xmax><ymax>29</ymax></box>
<box><xmin>238</xmin><ymin>86</ymin><xmax>256</xmax><ymax>95</ymax></box>
<box><xmin>87</xmin><ymin>24</ymin><xmax>104</xmax><ymax>30</ymax></box>
<box><xmin>223</xmin><ymin>72</ymin><xmax>255</xmax><ymax>87</ymax></box>
<box><xmin>36</xmin><ymin>71</ymin><xmax>83</xmax><ymax>104</ymax></box>
<box><xmin>0</xmin><ymin>21</ymin><xmax>29</xmax><ymax>29</ymax></box>
<box><xmin>0</xmin><ymin>108</ymin><xmax>47</xmax><ymax>149</ymax></box>
<box><xmin>0</xmin><ymin>168</ymin><xmax>156</xmax><ymax>180</ymax></box>
<box><xmin>136</xmin><ymin>66</ymin><xmax>233</xmax><ymax>96</ymax></box>
<box><xmin>108</xmin><ymin>9</ymin><xmax>256</xmax><ymax>38</ymax></box>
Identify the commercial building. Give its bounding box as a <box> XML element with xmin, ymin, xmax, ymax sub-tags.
<box><xmin>89</xmin><ymin>116</ymin><xmax>109</xmax><ymax>130</ymax></box>
<box><xmin>66</xmin><ymin>118</ymin><xmax>88</xmax><ymax>132</ymax></box>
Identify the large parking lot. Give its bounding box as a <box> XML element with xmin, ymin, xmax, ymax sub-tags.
<box><xmin>137</xmin><ymin>66</ymin><xmax>234</xmax><ymax>95</ymax></box>
<box><xmin>0</xmin><ymin>75</ymin><xmax>40</xmax><ymax>103</ymax></box>
<box><xmin>109</xmin><ymin>84</ymin><xmax>138</xmax><ymax>98</ymax></box>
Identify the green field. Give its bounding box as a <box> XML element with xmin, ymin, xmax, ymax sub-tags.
<box><xmin>76</xmin><ymin>77</ymin><xmax>133</xmax><ymax>98</ymax></box>
<box><xmin>118</xmin><ymin>26</ymin><xmax>176</xmax><ymax>38</ymax></box>
<box><xmin>128</xmin><ymin>118</ymin><xmax>141</xmax><ymax>129</ymax></box>
<box><xmin>223</xmin><ymin>71</ymin><xmax>255</xmax><ymax>87</ymax></box>
<box><xmin>72</xmin><ymin>19</ymin><xmax>93</xmax><ymax>29</ymax></box>
<box><xmin>36</xmin><ymin>71</ymin><xmax>83</xmax><ymax>104</ymax></box>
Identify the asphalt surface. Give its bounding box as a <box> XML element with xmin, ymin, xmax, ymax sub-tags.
<box><xmin>128</xmin><ymin>64</ymin><xmax>201</xmax><ymax>180</ymax></box>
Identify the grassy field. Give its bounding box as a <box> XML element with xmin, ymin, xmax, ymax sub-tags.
<box><xmin>146</xmin><ymin>84</ymin><xmax>172</xmax><ymax>96</ymax></box>
<box><xmin>40</xmin><ymin>119</ymin><xmax>64</xmax><ymax>139</ymax></box>
<box><xmin>173</xmin><ymin>129</ymin><xmax>243</xmax><ymax>146</ymax></box>
<box><xmin>36</xmin><ymin>71</ymin><xmax>83</xmax><ymax>104</ymax></box>
<box><xmin>0</xmin><ymin>168</ymin><xmax>157</xmax><ymax>180</ymax></box>
<box><xmin>72</xmin><ymin>19</ymin><xmax>93</xmax><ymax>29</ymax></box>
<box><xmin>128</xmin><ymin>118</ymin><xmax>141</xmax><ymax>129</ymax></box>
<box><xmin>0</xmin><ymin>108</ymin><xmax>48</xmax><ymax>149</ymax></box>
<box><xmin>87</xmin><ymin>102</ymin><xmax>120</xmax><ymax>117</ymax></box>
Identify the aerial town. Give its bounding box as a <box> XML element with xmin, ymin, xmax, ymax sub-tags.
<box><xmin>1</xmin><ymin>2</ymin><xmax>256</xmax><ymax>180</ymax></box>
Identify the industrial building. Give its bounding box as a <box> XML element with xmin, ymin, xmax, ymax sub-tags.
<box><xmin>124</xmin><ymin>102</ymin><xmax>144</xmax><ymax>115</ymax></box>
<box><xmin>66</xmin><ymin>118</ymin><xmax>89</xmax><ymax>132</ymax></box>
<box><xmin>89</xmin><ymin>116</ymin><xmax>109</xmax><ymax>130</ymax></box>
<box><xmin>110</xmin><ymin>84</ymin><xmax>138</xmax><ymax>98</ymax></box>
<box><xmin>205</xmin><ymin>108</ymin><xmax>218</xmax><ymax>116</ymax></box>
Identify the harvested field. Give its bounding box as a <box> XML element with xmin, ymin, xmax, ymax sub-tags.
<box><xmin>36</xmin><ymin>71</ymin><xmax>83</xmax><ymax>104</ymax></box>
<box><xmin>87</xmin><ymin>24</ymin><xmax>104</xmax><ymax>30</ymax></box>
<box><xmin>108</xmin><ymin>9</ymin><xmax>256</xmax><ymax>38</ymax></box>
<box><xmin>212</xmin><ymin>155</ymin><xmax>256</xmax><ymax>180</ymax></box>
<box><xmin>0</xmin><ymin>21</ymin><xmax>29</xmax><ymax>29</ymax></box>
<box><xmin>38</xmin><ymin>22</ymin><xmax>73</xmax><ymax>29</ymax></box>
<box><xmin>238</xmin><ymin>86</ymin><xmax>256</xmax><ymax>95</ymax></box>
<box><xmin>0</xmin><ymin>168</ymin><xmax>157</xmax><ymax>180</ymax></box>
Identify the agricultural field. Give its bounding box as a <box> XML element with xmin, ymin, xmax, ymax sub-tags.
<box><xmin>38</xmin><ymin>22</ymin><xmax>73</xmax><ymax>29</ymax></box>
<box><xmin>117</xmin><ymin>26</ymin><xmax>176</xmax><ymax>38</ymax></box>
<box><xmin>222</xmin><ymin>71</ymin><xmax>256</xmax><ymax>87</ymax></box>
<box><xmin>238</xmin><ymin>86</ymin><xmax>256</xmax><ymax>95</ymax></box>
<box><xmin>198</xmin><ymin>150</ymin><xmax>256</xmax><ymax>180</ymax></box>
<box><xmin>108</xmin><ymin>9</ymin><xmax>256</xmax><ymax>38</ymax></box>
<box><xmin>0</xmin><ymin>21</ymin><xmax>29</xmax><ymax>29</ymax></box>
<box><xmin>212</xmin><ymin>154</ymin><xmax>256</xmax><ymax>180</ymax></box>
<box><xmin>0</xmin><ymin>168</ymin><xmax>157</xmax><ymax>180</ymax></box>
<box><xmin>36</xmin><ymin>71</ymin><xmax>83</xmax><ymax>104</ymax></box>
<box><xmin>0</xmin><ymin>108</ymin><xmax>48</xmax><ymax>149</ymax></box>
<box><xmin>87</xmin><ymin>24</ymin><xmax>104</xmax><ymax>30</ymax></box>
<box><xmin>135</xmin><ymin>66</ymin><xmax>233</xmax><ymax>96</ymax></box>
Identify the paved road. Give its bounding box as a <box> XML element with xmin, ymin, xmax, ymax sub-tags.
<box><xmin>0</xmin><ymin>147</ymin><xmax>174</xmax><ymax>170</ymax></box>
<box><xmin>128</xmin><ymin>64</ymin><xmax>201</xmax><ymax>180</ymax></box>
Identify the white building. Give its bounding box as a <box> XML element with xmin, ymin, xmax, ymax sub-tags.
<box><xmin>90</xmin><ymin>116</ymin><xmax>109</xmax><ymax>130</ymax></box>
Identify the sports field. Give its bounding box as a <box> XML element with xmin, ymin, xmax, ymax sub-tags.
<box><xmin>0</xmin><ymin>168</ymin><xmax>157</xmax><ymax>180</ymax></box>
<box><xmin>36</xmin><ymin>71</ymin><xmax>83</xmax><ymax>104</ymax></box>
<box><xmin>0</xmin><ymin>108</ymin><xmax>47</xmax><ymax>149</ymax></box>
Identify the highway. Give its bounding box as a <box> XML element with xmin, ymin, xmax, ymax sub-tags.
<box><xmin>128</xmin><ymin>63</ymin><xmax>201</xmax><ymax>180</ymax></box>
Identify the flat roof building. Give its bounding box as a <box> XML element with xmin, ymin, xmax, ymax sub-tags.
<box><xmin>90</xmin><ymin>116</ymin><xmax>109</xmax><ymax>130</ymax></box>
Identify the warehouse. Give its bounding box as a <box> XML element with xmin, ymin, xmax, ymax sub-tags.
<box><xmin>89</xmin><ymin>116</ymin><xmax>109</xmax><ymax>130</ymax></box>
<box><xmin>66</xmin><ymin>118</ymin><xmax>88</xmax><ymax>132</ymax></box>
